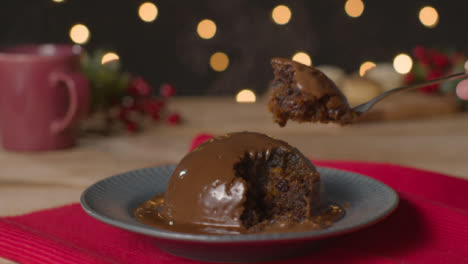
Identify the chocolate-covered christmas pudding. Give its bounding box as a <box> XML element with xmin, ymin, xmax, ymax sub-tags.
<box><xmin>268</xmin><ymin>57</ymin><xmax>356</xmax><ymax>126</ymax></box>
<box><xmin>135</xmin><ymin>132</ymin><xmax>342</xmax><ymax>235</ymax></box>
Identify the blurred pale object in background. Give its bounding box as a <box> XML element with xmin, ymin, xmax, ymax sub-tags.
<box><xmin>365</xmin><ymin>63</ymin><xmax>404</xmax><ymax>91</ymax></box>
<box><xmin>340</xmin><ymin>76</ymin><xmax>382</xmax><ymax>106</ymax></box>
<box><xmin>316</xmin><ymin>65</ymin><xmax>346</xmax><ymax>87</ymax></box>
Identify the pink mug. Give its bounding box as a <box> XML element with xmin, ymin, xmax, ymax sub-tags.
<box><xmin>0</xmin><ymin>44</ymin><xmax>90</xmax><ymax>151</ymax></box>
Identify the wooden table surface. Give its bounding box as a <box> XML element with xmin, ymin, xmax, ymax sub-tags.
<box><xmin>1</xmin><ymin>97</ymin><xmax>468</xmax><ymax>217</ymax></box>
<box><xmin>0</xmin><ymin>97</ymin><xmax>468</xmax><ymax>263</ymax></box>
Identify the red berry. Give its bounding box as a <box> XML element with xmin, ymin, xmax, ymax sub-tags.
<box><xmin>420</xmin><ymin>56</ymin><xmax>431</xmax><ymax>67</ymax></box>
<box><xmin>127</xmin><ymin>85</ymin><xmax>138</xmax><ymax>96</ymax></box>
<box><xmin>428</xmin><ymin>68</ymin><xmax>442</xmax><ymax>79</ymax></box>
<box><xmin>142</xmin><ymin>100</ymin><xmax>157</xmax><ymax>114</ymax></box>
<box><xmin>416</xmin><ymin>48</ymin><xmax>432</xmax><ymax>66</ymax></box>
<box><xmin>166</xmin><ymin>112</ymin><xmax>181</xmax><ymax>125</ymax></box>
<box><xmin>404</xmin><ymin>72</ymin><xmax>415</xmax><ymax>84</ymax></box>
<box><xmin>420</xmin><ymin>69</ymin><xmax>442</xmax><ymax>93</ymax></box>
<box><xmin>151</xmin><ymin>112</ymin><xmax>160</xmax><ymax>121</ymax></box>
<box><xmin>143</xmin><ymin>99</ymin><xmax>166</xmax><ymax>114</ymax></box>
<box><xmin>128</xmin><ymin>77</ymin><xmax>152</xmax><ymax>96</ymax></box>
<box><xmin>419</xmin><ymin>85</ymin><xmax>439</xmax><ymax>93</ymax></box>
<box><xmin>189</xmin><ymin>134</ymin><xmax>214</xmax><ymax>151</ymax></box>
<box><xmin>432</xmin><ymin>52</ymin><xmax>450</xmax><ymax>69</ymax></box>
<box><xmin>413</xmin><ymin>45</ymin><xmax>426</xmax><ymax>60</ymax></box>
<box><xmin>129</xmin><ymin>103</ymin><xmax>139</xmax><ymax>111</ymax></box>
<box><xmin>160</xmin><ymin>83</ymin><xmax>176</xmax><ymax>97</ymax></box>
<box><xmin>125</xmin><ymin>121</ymin><xmax>138</xmax><ymax>132</ymax></box>
<box><xmin>119</xmin><ymin>109</ymin><xmax>129</xmax><ymax>121</ymax></box>
<box><xmin>152</xmin><ymin>99</ymin><xmax>166</xmax><ymax>110</ymax></box>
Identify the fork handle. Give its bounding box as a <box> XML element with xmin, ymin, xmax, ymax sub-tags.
<box><xmin>395</xmin><ymin>72</ymin><xmax>468</xmax><ymax>92</ymax></box>
<box><xmin>353</xmin><ymin>72</ymin><xmax>468</xmax><ymax>113</ymax></box>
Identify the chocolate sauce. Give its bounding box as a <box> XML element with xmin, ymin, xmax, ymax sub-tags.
<box><xmin>135</xmin><ymin>194</ymin><xmax>344</xmax><ymax>235</ymax></box>
<box><xmin>134</xmin><ymin>132</ymin><xmax>343</xmax><ymax>235</ymax></box>
<box><xmin>163</xmin><ymin>132</ymin><xmax>318</xmax><ymax>233</ymax></box>
<box><xmin>271</xmin><ymin>58</ymin><xmax>343</xmax><ymax>99</ymax></box>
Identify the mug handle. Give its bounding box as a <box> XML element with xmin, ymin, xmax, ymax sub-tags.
<box><xmin>49</xmin><ymin>72</ymin><xmax>90</xmax><ymax>134</ymax></box>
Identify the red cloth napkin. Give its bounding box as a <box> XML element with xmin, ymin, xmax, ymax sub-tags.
<box><xmin>1</xmin><ymin>133</ymin><xmax>468</xmax><ymax>264</ymax></box>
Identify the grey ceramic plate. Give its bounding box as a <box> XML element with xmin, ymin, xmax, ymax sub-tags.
<box><xmin>81</xmin><ymin>164</ymin><xmax>398</xmax><ymax>263</ymax></box>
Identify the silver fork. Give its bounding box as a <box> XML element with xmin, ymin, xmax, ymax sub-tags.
<box><xmin>352</xmin><ymin>72</ymin><xmax>468</xmax><ymax>114</ymax></box>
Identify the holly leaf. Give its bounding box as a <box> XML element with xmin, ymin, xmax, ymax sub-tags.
<box><xmin>80</xmin><ymin>50</ymin><xmax>131</xmax><ymax>111</ymax></box>
<box><xmin>412</xmin><ymin>62</ymin><xmax>427</xmax><ymax>82</ymax></box>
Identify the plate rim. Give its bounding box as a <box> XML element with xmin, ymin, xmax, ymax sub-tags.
<box><xmin>80</xmin><ymin>165</ymin><xmax>399</xmax><ymax>243</ymax></box>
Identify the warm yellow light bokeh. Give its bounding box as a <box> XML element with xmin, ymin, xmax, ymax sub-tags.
<box><xmin>292</xmin><ymin>52</ymin><xmax>312</xmax><ymax>66</ymax></box>
<box><xmin>345</xmin><ymin>0</ymin><xmax>364</xmax><ymax>18</ymax></box>
<box><xmin>69</xmin><ymin>24</ymin><xmax>90</xmax><ymax>44</ymax></box>
<box><xmin>393</xmin><ymin>53</ymin><xmax>413</xmax><ymax>74</ymax></box>
<box><xmin>138</xmin><ymin>2</ymin><xmax>158</xmax><ymax>22</ymax></box>
<box><xmin>359</xmin><ymin>61</ymin><xmax>376</xmax><ymax>76</ymax></box>
<box><xmin>272</xmin><ymin>5</ymin><xmax>292</xmax><ymax>25</ymax></box>
<box><xmin>236</xmin><ymin>89</ymin><xmax>256</xmax><ymax>103</ymax></box>
<box><xmin>101</xmin><ymin>52</ymin><xmax>120</xmax><ymax>64</ymax></box>
<box><xmin>210</xmin><ymin>52</ymin><xmax>229</xmax><ymax>72</ymax></box>
<box><xmin>197</xmin><ymin>19</ymin><xmax>217</xmax><ymax>39</ymax></box>
<box><xmin>52</xmin><ymin>0</ymin><xmax>64</xmax><ymax>3</ymax></box>
<box><xmin>419</xmin><ymin>6</ymin><xmax>439</xmax><ymax>28</ymax></box>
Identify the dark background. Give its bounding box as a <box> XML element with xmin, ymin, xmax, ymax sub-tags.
<box><xmin>1</xmin><ymin>0</ymin><xmax>465</xmax><ymax>95</ymax></box>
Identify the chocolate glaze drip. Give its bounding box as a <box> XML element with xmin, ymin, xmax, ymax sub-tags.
<box><xmin>162</xmin><ymin>132</ymin><xmax>318</xmax><ymax>232</ymax></box>
<box><xmin>271</xmin><ymin>57</ymin><xmax>346</xmax><ymax>100</ymax></box>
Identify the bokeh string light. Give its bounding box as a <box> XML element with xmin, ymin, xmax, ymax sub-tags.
<box><xmin>393</xmin><ymin>53</ymin><xmax>413</xmax><ymax>74</ymax></box>
<box><xmin>197</xmin><ymin>19</ymin><xmax>217</xmax><ymax>39</ymax></box>
<box><xmin>59</xmin><ymin>2</ymin><xmax>433</xmax><ymax>95</ymax></box>
<box><xmin>359</xmin><ymin>61</ymin><xmax>376</xmax><ymax>76</ymax></box>
<box><xmin>419</xmin><ymin>6</ymin><xmax>439</xmax><ymax>28</ymax></box>
<box><xmin>272</xmin><ymin>5</ymin><xmax>292</xmax><ymax>25</ymax></box>
<box><xmin>292</xmin><ymin>52</ymin><xmax>312</xmax><ymax>66</ymax></box>
<box><xmin>69</xmin><ymin>24</ymin><xmax>90</xmax><ymax>44</ymax></box>
<box><xmin>345</xmin><ymin>0</ymin><xmax>365</xmax><ymax>18</ymax></box>
<box><xmin>101</xmin><ymin>52</ymin><xmax>120</xmax><ymax>64</ymax></box>
<box><xmin>210</xmin><ymin>52</ymin><xmax>229</xmax><ymax>72</ymax></box>
<box><xmin>236</xmin><ymin>89</ymin><xmax>256</xmax><ymax>103</ymax></box>
<box><xmin>138</xmin><ymin>2</ymin><xmax>158</xmax><ymax>22</ymax></box>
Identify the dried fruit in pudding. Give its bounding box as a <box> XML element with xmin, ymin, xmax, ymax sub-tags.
<box><xmin>268</xmin><ymin>58</ymin><xmax>356</xmax><ymax>126</ymax></box>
